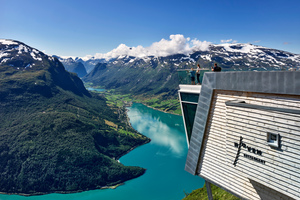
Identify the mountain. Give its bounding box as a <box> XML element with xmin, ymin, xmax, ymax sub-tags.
<box><xmin>83</xmin><ymin>56</ymin><xmax>181</xmax><ymax>98</ymax></box>
<box><xmin>0</xmin><ymin>39</ymin><xmax>150</xmax><ymax>195</ymax></box>
<box><xmin>83</xmin><ymin>43</ymin><xmax>300</xmax><ymax>98</ymax></box>
<box><xmin>54</xmin><ymin>56</ymin><xmax>87</xmax><ymax>77</ymax></box>
<box><xmin>57</xmin><ymin>56</ymin><xmax>105</xmax><ymax>73</ymax></box>
<box><xmin>76</xmin><ymin>57</ymin><xmax>106</xmax><ymax>73</ymax></box>
<box><xmin>194</xmin><ymin>43</ymin><xmax>300</xmax><ymax>71</ymax></box>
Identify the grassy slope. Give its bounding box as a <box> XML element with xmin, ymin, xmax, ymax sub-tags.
<box><xmin>183</xmin><ymin>183</ymin><xmax>240</xmax><ymax>200</ymax></box>
<box><xmin>0</xmin><ymin>65</ymin><xmax>150</xmax><ymax>195</ymax></box>
<box><xmin>134</xmin><ymin>94</ymin><xmax>181</xmax><ymax>115</ymax></box>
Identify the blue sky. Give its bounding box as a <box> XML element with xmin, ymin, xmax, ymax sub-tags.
<box><xmin>1</xmin><ymin>0</ymin><xmax>300</xmax><ymax>57</ymax></box>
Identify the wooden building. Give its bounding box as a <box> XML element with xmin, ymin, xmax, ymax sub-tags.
<box><xmin>179</xmin><ymin>71</ymin><xmax>300</xmax><ymax>200</ymax></box>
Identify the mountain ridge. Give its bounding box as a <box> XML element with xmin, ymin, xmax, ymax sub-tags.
<box><xmin>53</xmin><ymin>56</ymin><xmax>87</xmax><ymax>78</ymax></box>
<box><xmin>59</xmin><ymin>42</ymin><xmax>300</xmax><ymax>71</ymax></box>
<box><xmin>82</xmin><ymin>43</ymin><xmax>300</xmax><ymax>101</ymax></box>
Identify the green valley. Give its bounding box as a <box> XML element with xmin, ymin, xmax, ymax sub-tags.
<box><xmin>85</xmin><ymin>86</ymin><xmax>181</xmax><ymax>115</ymax></box>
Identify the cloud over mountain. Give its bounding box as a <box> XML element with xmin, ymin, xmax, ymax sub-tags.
<box><xmin>82</xmin><ymin>34</ymin><xmax>211</xmax><ymax>61</ymax></box>
<box><xmin>221</xmin><ymin>39</ymin><xmax>238</xmax><ymax>43</ymax></box>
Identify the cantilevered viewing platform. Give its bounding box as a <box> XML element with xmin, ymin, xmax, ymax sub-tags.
<box><xmin>179</xmin><ymin>70</ymin><xmax>300</xmax><ymax>200</ymax></box>
<box><xmin>177</xmin><ymin>69</ymin><xmax>209</xmax><ymax>146</ymax></box>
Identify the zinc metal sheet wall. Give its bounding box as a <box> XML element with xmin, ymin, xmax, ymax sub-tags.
<box><xmin>198</xmin><ymin>90</ymin><xmax>300</xmax><ymax>200</ymax></box>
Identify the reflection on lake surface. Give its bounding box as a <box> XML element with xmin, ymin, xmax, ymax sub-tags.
<box><xmin>128</xmin><ymin>104</ymin><xmax>185</xmax><ymax>157</ymax></box>
<box><xmin>0</xmin><ymin>103</ymin><xmax>203</xmax><ymax>200</ymax></box>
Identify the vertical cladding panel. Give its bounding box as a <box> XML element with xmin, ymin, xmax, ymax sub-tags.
<box><xmin>197</xmin><ymin>90</ymin><xmax>300</xmax><ymax>200</ymax></box>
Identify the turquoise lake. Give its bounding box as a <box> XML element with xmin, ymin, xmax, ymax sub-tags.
<box><xmin>0</xmin><ymin>103</ymin><xmax>204</xmax><ymax>200</ymax></box>
<box><xmin>86</xmin><ymin>88</ymin><xmax>105</xmax><ymax>92</ymax></box>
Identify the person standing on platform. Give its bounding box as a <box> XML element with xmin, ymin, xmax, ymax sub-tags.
<box><xmin>196</xmin><ymin>64</ymin><xmax>201</xmax><ymax>84</ymax></box>
<box><xmin>186</xmin><ymin>68</ymin><xmax>196</xmax><ymax>85</ymax></box>
<box><xmin>212</xmin><ymin>63</ymin><xmax>221</xmax><ymax>72</ymax></box>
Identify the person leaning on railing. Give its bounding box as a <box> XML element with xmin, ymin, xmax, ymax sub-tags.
<box><xmin>186</xmin><ymin>68</ymin><xmax>196</xmax><ymax>85</ymax></box>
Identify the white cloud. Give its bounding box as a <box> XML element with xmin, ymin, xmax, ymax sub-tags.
<box><xmin>221</xmin><ymin>39</ymin><xmax>233</xmax><ymax>43</ymax></box>
<box><xmin>82</xmin><ymin>34</ymin><xmax>212</xmax><ymax>61</ymax></box>
<box><xmin>221</xmin><ymin>39</ymin><xmax>238</xmax><ymax>44</ymax></box>
<box><xmin>191</xmin><ymin>39</ymin><xmax>212</xmax><ymax>51</ymax></box>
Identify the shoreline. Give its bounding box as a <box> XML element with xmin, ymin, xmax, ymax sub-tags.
<box><xmin>0</xmin><ymin>104</ymin><xmax>151</xmax><ymax>197</ymax></box>
<box><xmin>0</xmin><ymin>183</ymin><xmax>125</xmax><ymax>197</ymax></box>
<box><xmin>140</xmin><ymin>102</ymin><xmax>181</xmax><ymax>116</ymax></box>
<box><xmin>87</xmin><ymin>87</ymin><xmax>181</xmax><ymax>116</ymax></box>
<box><xmin>115</xmin><ymin>138</ymin><xmax>151</xmax><ymax>161</ymax></box>
<box><xmin>116</xmin><ymin>104</ymin><xmax>151</xmax><ymax>161</ymax></box>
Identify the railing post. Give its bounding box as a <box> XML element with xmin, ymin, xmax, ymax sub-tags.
<box><xmin>206</xmin><ymin>181</ymin><xmax>213</xmax><ymax>200</ymax></box>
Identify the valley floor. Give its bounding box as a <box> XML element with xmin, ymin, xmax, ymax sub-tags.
<box><xmin>86</xmin><ymin>87</ymin><xmax>182</xmax><ymax>115</ymax></box>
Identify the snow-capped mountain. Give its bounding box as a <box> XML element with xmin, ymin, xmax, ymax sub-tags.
<box><xmin>0</xmin><ymin>39</ymin><xmax>90</xmax><ymax>97</ymax></box>
<box><xmin>83</xmin><ymin>43</ymin><xmax>300</xmax><ymax>98</ymax></box>
<box><xmin>0</xmin><ymin>39</ymin><xmax>56</xmax><ymax>69</ymax></box>
<box><xmin>65</xmin><ymin>43</ymin><xmax>300</xmax><ymax>73</ymax></box>
<box><xmin>106</xmin><ymin>43</ymin><xmax>300</xmax><ymax>71</ymax></box>
<box><xmin>199</xmin><ymin>43</ymin><xmax>300</xmax><ymax>71</ymax></box>
<box><xmin>0</xmin><ymin>39</ymin><xmax>89</xmax><ymax>78</ymax></box>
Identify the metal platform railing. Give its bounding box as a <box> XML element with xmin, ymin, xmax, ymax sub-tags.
<box><xmin>177</xmin><ymin>69</ymin><xmax>210</xmax><ymax>85</ymax></box>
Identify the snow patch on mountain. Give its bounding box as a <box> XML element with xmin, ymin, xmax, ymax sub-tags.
<box><xmin>0</xmin><ymin>39</ymin><xmax>18</xmax><ymax>45</ymax></box>
<box><xmin>200</xmin><ymin>55</ymin><xmax>212</xmax><ymax>61</ymax></box>
<box><xmin>30</xmin><ymin>51</ymin><xmax>42</xmax><ymax>61</ymax></box>
<box><xmin>17</xmin><ymin>44</ymin><xmax>31</xmax><ymax>54</ymax></box>
<box><xmin>0</xmin><ymin>52</ymin><xmax>9</xmax><ymax>59</ymax></box>
<box><xmin>288</xmin><ymin>55</ymin><xmax>300</xmax><ymax>62</ymax></box>
<box><xmin>217</xmin><ymin>43</ymin><xmax>265</xmax><ymax>54</ymax></box>
<box><xmin>0</xmin><ymin>39</ymin><xmax>49</xmax><ymax>67</ymax></box>
<box><xmin>0</xmin><ymin>58</ymin><xmax>11</xmax><ymax>64</ymax></box>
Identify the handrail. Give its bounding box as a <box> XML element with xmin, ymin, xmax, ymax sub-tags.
<box><xmin>177</xmin><ymin>69</ymin><xmax>211</xmax><ymax>85</ymax></box>
<box><xmin>177</xmin><ymin>68</ymin><xmax>211</xmax><ymax>71</ymax></box>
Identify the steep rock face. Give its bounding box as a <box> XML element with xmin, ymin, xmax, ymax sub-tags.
<box><xmin>0</xmin><ymin>39</ymin><xmax>150</xmax><ymax>195</ymax></box>
<box><xmin>71</xmin><ymin>62</ymin><xmax>87</xmax><ymax>77</ymax></box>
<box><xmin>83</xmin><ymin>43</ymin><xmax>300</xmax><ymax>98</ymax></box>
<box><xmin>77</xmin><ymin>57</ymin><xmax>105</xmax><ymax>73</ymax></box>
<box><xmin>56</xmin><ymin>56</ymin><xmax>87</xmax><ymax>77</ymax></box>
<box><xmin>57</xmin><ymin>56</ymin><xmax>105</xmax><ymax>73</ymax></box>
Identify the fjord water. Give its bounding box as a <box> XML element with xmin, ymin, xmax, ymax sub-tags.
<box><xmin>86</xmin><ymin>87</ymin><xmax>105</xmax><ymax>92</ymax></box>
<box><xmin>0</xmin><ymin>103</ymin><xmax>203</xmax><ymax>200</ymax></box>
